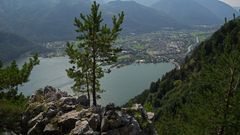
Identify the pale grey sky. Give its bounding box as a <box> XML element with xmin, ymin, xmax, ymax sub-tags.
<box><xmin>221</xmin><ymin>0</ymin><xmax>240</xmax><ymax>7</ymax></box>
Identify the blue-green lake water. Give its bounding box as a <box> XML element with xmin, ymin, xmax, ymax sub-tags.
<box><xmin>18</xmin><ymin>57</ymin><xmax>174</xmax><ymax>105</ymax></box>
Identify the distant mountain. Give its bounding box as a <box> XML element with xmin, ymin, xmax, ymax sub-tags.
<box><xmin>132</xmin><ymin>0</ymin><xmax>160</xmax><ymax>6</ymax></box>
<box><xmin>0</xmin><ymin>32</ymin><xmax>42</xmax><ymax>62</ymax></box>
<box><xmin>103</xmin><ymin>0</ymin><xmax>159</xmax><ymax>6</ymax></box>
<box><xmin>194</xmin><ymin>0</ymin><xmax>238</xmax><ymax>21</ymax></box>
<box><xmin>0</xmin><ymin>0</ymin><xmax>182</xmax><ymax>42</ymax></box>
<box><xmin>1</xmin><ymin>0</ymin><xmax>235</xmax><ymax>42</ymax></box>
<box><xmin>30</xmin><ymin>0</ymin><xmax>91</xmax><ymax>41</ymax></box>
<box><xmin>0</xmin><ymin>0</ymin><xmax>91</xmax><ymax>42</ymax></box>
<box><xmin>103</xmin><ymin>1</ymin><xmax>181</xmax><ymax>34</ymax></box>
<box><xmin>234</xmin><ymin>7</ymin><xmax>240</xmax><ymax>11</ymax></box>
<box><xmin>151</xmin><ymin>0</ymin><xmax>222</xmax><ymax>26</ymax></box>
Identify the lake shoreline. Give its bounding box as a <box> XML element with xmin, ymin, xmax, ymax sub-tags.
<box><xmin>18</xmin><ymin>57</ymin><xmax>174</xmax><ymax>106</ymax></box>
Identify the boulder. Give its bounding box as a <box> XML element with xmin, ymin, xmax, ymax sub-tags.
<box><xmin>119</xmin><ymin>113</ymin><xmax>131</xmax><ymax>126</ymax></box>
<box><xmin>101</xmin><ymin>109</ymin><xmax>142</xmax><ymax>134</ymax></box>
<box><xmin>61</xmin><ymin>104</ymin><xmax>76</xmax><ymax>113</ymax></box>
<box><xmin>26</xmin><ymin>103</ymin><xmax>45</xmax><ymax>119</ymax></box>
<box><xmin>43</xmin><ymin>123</ymin><xmax>61</xmax><ymax>135</ymax></box>
<box><xmin>88</xmin><ymin>114</ymin><xmax>101</xmax><ymax>130</ymax></box>
<box><xmin>131</xmin><ymin>104</ymin><xmax>147</xmax><ymax>119</ymax></box>
<box><xmin>27</xmin><ymin>121</ymin><xmax>45</xmax><ymax>135</ymax></box>
<box><xmin>57</xmin><ymin>90</ymin><xmax>68</xmax><ymax>98</ymax></box>
<box><xmin>120</xmin><ymin>118</ymin><xmax>141</xmax><ymax>135</ymax></box>
<box><xmin>22</xmin><ymin>112</ymin><xmax>31</xmax><ymax>132</ymax></box>
<box><xmin>119</xmin><ymin>125</ymin><xmax>140</xmax><ymax>135</ymax></box>
<box><xmin>91</xmin><ymin>105</ymin><xmax>102</xmax><ymax>114</ymax></box>
<box><xmin>70</xmin><ymin>120</ymin><xmax>90</xmax><ymax>135</ymax></box>
<box><xmin>101</xmin><ymin>129</ymin><xmax>120</xmax><ymax>135</ymax></box>
<box><xmin>101</xmin><ymin>117</ymin><xmax>109</xmax><ymax>132</ymax></box>
<box><xmin>131</xmin><ymin>118</ymin><xmax>140</xmax><ymax>130</ymax></box>
<box><xmin>28</xmin><ymin>112</ymin><xmax>44</xmax><ymax>128</ymax></box>
<box><xmin>131</xmin><ymin>104</ymin><xmax>143</xmax><ymax>111</ymax></box>
<box><xmin>44</xmin><ymin>86</ymin><xmax>58</xmax><ymax>102</ymax></box>
<box><xmin>58</xmin><ymin>110</ymin><xmax>81</xmax><ymax>133</ymax></box>
<box><xmin>44</xmin><ymin>86</ymin><xmax>57</xmax><ymax>95</ymax></box>
<box><xmin>45</xmin><ymin>102</ymin><xmax>56</xmax><ymax>108</ymax></box>
<box><xmin>1</xmin><ymin>131</ymin><xmax>17</xmax><ymax>135</ymax></box>
<box><xmin>77</xmin><ymin>95</ymin><xmax>89</xmax><ymax>107</ymax></box>
<box><xmin>45</xmin><ymin>108</ymin><xmax>58</xmax><ymax>118</ymax></box>
<box><xmin>29</xmin><ymin>94</ymin><xmax>37</xmax><ymax>103</ymax></box>
<box><xmin>79</xmin><ymin>109</ymin><xmax>93</xmax><ymax>119</ymax></box>
<box><xmin>85</xmin><ymin>131</ymin><xmax>100</xmax><ymax>135</ymax></box>
<box><xmin>147</xmin><ymin>112</ymin><xmax>155</xmax><ymax>121</ymax></box>
<box><xmin>105</xmin><ymin>103</ymin><xmax>115</xmax><ymax>112</ymax></box>
<box><xmin>60</xmin><ymin>97</ymin><xmax>78</xmax><ymax>106</ymax></box>
<box><xmin>101</xmin><ymin>111</ymin><xmax>122</xmax><ymax>132</ymax></box>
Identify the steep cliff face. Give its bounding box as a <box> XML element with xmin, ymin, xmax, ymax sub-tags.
<box><xmin>21</xmin><ymin>86</ymin><xmax>156</xmax><ymax>135</ymax></box>
<box><xmin>127</xmin><ymin>19</ymin><xmax>240</xmax><ymax>134</ymax></box>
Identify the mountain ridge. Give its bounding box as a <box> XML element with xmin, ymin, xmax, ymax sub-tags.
<box><xmin>0</xmin><ymin>0</ymin><xmax>182</xmax><ymax>42</ymax></box>
<box><xmin>151</xmin><ymin>0</ymin><xmax>223</xmax><ymax>25</ymax></box>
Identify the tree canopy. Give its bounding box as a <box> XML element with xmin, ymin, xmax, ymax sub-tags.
<box><xmin>0</xmin><ymin>54</ymin><xmax>39</xmax><ymax>91</ymax></box>
<box><xmin>66</xmin><ymin>1</ymin><xmax>124</xmax><ymax>106</ymax></box>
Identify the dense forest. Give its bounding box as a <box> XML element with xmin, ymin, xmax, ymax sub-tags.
<box><xmin>127</xmin><ymin>18</ymin><xmax>240</xmax><ymax>135</ymax></box>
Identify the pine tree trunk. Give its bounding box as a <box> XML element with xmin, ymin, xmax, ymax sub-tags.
<box><xmin>86</xmin><ymin>74</ymin><xmax>90</xmax><ymax>107</ymax></box>
<box><xmin>92</xmin><ymin>54</ymin><xmax>97</xmax><ymax>106</ymax></box>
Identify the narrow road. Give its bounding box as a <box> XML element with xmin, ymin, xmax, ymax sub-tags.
<box><xmin>170</xmin><ymin>59</ymin><xmax>181</xmax><ymax>70</ymax></box>
<box><xmin>186</xmin><ymin>36</ymin><xmax>199</xmax><ymax>55</ymax></box>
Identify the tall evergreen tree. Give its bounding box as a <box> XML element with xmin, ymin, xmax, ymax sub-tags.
<box><xmin>66</xmin><ymin>43</ymin><xmax>92</xmax><ymax>106</ymax></box>
<box><xmin>66</xmin><ymin>1</ymin><xmax>124</xmax><ymax>106</ymax></box>
<box><xmin>0</xmin><ymin>55</ymin><xmax>39</xmax><ymax>133</ymax></box>
<box><xmin>0</xmin><ymin>54</ymin><xmax>39</xmax><ymax>92</ymax></box>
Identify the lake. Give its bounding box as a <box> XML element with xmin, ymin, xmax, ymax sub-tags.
<box><xmin>18</xmin><ymin>57</ymin><xmax>174</xmax><ymax>106</ymax></box>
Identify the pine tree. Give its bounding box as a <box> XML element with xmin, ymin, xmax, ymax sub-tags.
<box><xmin>66</xmin><ymin>42</ymin><xmax>92</xmax><ymax>106</ymax></box>
<box><xmin>194</xmin><ymin>47</ymin><xmax>240</xmax><ymax>135</ymax></box>
<box><xmin>0</xmin><ymin>54</ymin><xmax>39</xmax><ymax>93</ymax></box>
<box><xmin>66</xmin><ymin>1</ymin><xmax>124</xmax><ymax>106</ymax></box>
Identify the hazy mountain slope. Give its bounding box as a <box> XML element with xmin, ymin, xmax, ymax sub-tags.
<box><xmin>0</xmin><ymin>0</ymin><xmax>182</xmax><ymax>41</ymax></box>
<box><xmin>234</xmin><ymin>7</ymin><xmax>240</xmax><ymax>11</ymax></box>
<box><xmin>151</xmin><ymin>0</ymin><xmax>222</xmax><ymax>25</ymax></box>
<box><xmin>0</xmin><ymin>0</ymin><xmax>91</xmax><ymax>41</ymax></box>
<box><xmin>194</xmin><ymin>0</ymin><xmax>238</xmax><ymax>20</ymax></box>
<box><xmin>0</xmin><ymin>0</ymin><xmax>58</xmax><ymax>32</ymax></box>
<box><xmin>127</xmin><ymin>18</ymin><xmax>240</xmax><ymax>134</ymax></box>
<box><xmin>103</xmin><ymin>1</ymin><xmax>181</xmax><ymax>34</ymax></box>
<box><xmin>103</xmin><ymin>0</ymin><xmax>159</xmax><ymax>6</ymax></box>
<box><xmin>0</xmin><ymin>32</ymin><xmax>42</xmax><ymax>62</ymax></box>
<box><xmin>31</xmin><ymin>0</ymin><xmax>91</xmax><ymax>41</ymax></box>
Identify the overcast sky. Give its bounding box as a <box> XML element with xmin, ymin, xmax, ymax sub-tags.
<box><xmin>221</xmin><ymin>0</ymin><xmax>240</xmax><ymax>7</ymax></box>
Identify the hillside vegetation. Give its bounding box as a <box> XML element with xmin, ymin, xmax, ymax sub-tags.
<box><xmin>127</xmin><ymin>18</ymin><xmax>240</xmax><ymax>135</ymax></box>
<box><xmin>0</xmin><ymin>32</ymin><xmax>43</xmax><ymax>62</ymax></box>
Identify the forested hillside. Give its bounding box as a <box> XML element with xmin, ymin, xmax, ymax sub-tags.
<box><xmin>127</xmin><ymin>18</ymin><xmax>240</xmax><ymax>135</ymax></box>
<box><xmin>0</xmin><ymin>32</ymin><xmax>43</xmax><ymax>62</ymax></box>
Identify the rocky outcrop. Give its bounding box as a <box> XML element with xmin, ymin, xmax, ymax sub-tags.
<box><xmin>22</xmin><ymin>86</ymin><xmax>155</xmax><ymax>135</ymax></box>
